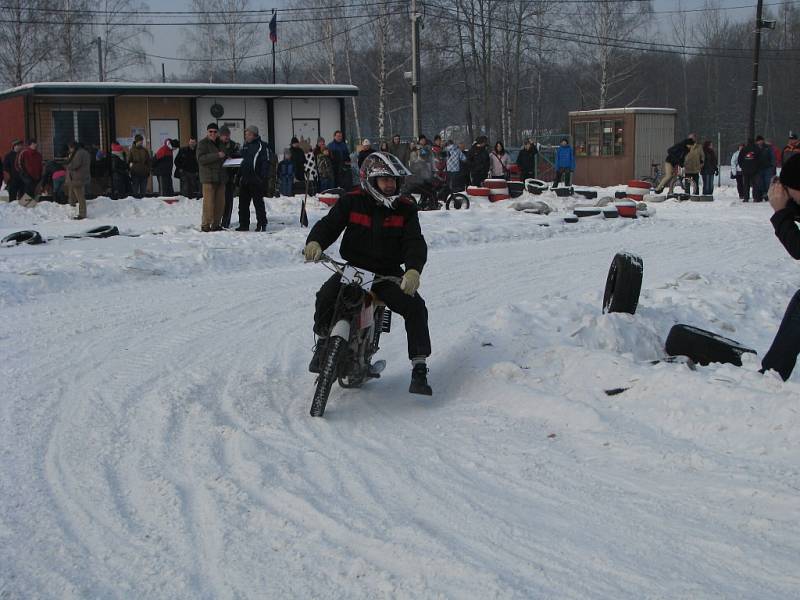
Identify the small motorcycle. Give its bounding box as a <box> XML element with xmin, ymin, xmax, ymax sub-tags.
<box><xmin>309</xmin><ymin>255</ymin><xmax>395</xmax><ymax>417</ymax></box>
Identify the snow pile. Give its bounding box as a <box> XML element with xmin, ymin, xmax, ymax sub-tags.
<box><xmin>2</xmin><ymin>182</ymin><xmax>800</xmax><ymax>598</ymax></box>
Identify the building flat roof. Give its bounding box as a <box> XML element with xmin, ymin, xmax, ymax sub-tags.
<box><xmin>569</xmin><ymin>107</ymin><xmax>677</xmax><ymax>117</ymax></box>
<box><xmin>0</xmin><ymin>81</ymin><xmax>359</xmax><ymax>100</ymax></box>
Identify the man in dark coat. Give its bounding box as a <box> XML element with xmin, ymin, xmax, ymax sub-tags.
<box><xmin>3</xmin><ymin>139</ymin><xmax>23</xmax><ymax>202</ymax></box>
<box><xmin>516</xmin><ymin>139</ymin><xmax>538</xmax><ymax>181</ymax></box>
<box><xmin>327</xmin><ymin>130</ymin><xmax>352</xmax><ymax>189</ymax></box>
<box><xmin>655</xmin><ymin>138</ymin><xmax>693</xmax><ymax>194</ymax></box>
<box><xmin>152</xmin><ymin>138</ymin><xmax>179</xmax><ymax>196</ymax></box>
<box><xmin>219</xmin><ymin>126</ymin><xmax>241</xmax><ymax>229</ymax></box>
<box><xmin>467</xmin><ymin>136</ymin><xmax>490</xmax><ymax>186</ymax></box>
<box><xmin>236</xmin><ymin>125</ymin><xmax>272</xmax><ymax>232</ymax></box>
<box><xmin>290</xmin><ymin>137</ymin><xmax>306</xmax><ymax>183</ymax></box>
<box><xmin>303</xmin><ymin>151</ymin><xmax>432</xmax><ymax>395</ymax></box>
<box><xmin>738</xmin><ymin>139</ymin><xmax>762</xmax><ymax>201</ymax></box>
<box><xmin>760</xmin><ymin>154</ymin><xmax>800</xmax><ymax>380</ymax></box>
<box><xmin>16</xmin><ymin>138</ymin><xmax>43</xmax><ymax>199</ymax></box>
<box><xmin>174</xmin><ymin>138</ymin><xmax>200</xmax><ymax>199</ymax></box>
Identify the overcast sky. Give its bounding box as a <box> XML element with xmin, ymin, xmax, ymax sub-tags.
<box><xmin>145</xmin><ymin>0</ymin><xmax>765</xmax><ymax>82</ymax></box>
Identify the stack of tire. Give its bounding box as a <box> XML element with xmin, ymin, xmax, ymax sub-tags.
<box><xmin>482</xmin><ymin>178</ymin><xmax>511</xmax><ymax>202</ymax></box>
<box><xmin>466</xmin><ymin>185</ymin><xmax>491</xmax><ymax>204</ymax></box>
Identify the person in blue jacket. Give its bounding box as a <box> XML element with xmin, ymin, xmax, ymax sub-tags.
<box><xmin>552</xmin><ymin>137</ymin><xmax>576</xmax><ymax>189</ymax></box>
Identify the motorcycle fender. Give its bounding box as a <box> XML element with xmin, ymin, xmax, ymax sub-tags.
<box><xmin>330</xmin><ymin>319</ymin><xmax>351</xmax><ymax>341</ymax></box>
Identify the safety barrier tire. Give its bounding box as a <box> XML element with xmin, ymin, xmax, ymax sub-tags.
<box><xmin>1</xmin><ymin>230</ymin><xmax>44</xmax><ymax>246</ymax></box>
<box><xmin>82</xmin><ymin>225</ymin><xmax>120</xmax><ymax>238</ymax></box>
<box><xmin>664</xmin><ymin>324</ymin><xmax>756</xmax><ymax>367</ymax></box>
<box><xmin>445</xmin><ymin>193</ymin><xmax>470</xmax><ymax>210</ymax></box>
<box><xmin>602</xmin><ymin>252</ymin><xmax>643</xmax><ymax>315</ymax></box>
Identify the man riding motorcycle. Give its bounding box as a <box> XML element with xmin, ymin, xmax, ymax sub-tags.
<box><xmin>304</xmin><ymin>152</ymin><xmax>433</xmax><ymax>395</ymax></box>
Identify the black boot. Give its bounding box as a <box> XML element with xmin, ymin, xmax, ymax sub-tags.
<box><xmin>235</xmin><ymin>224</ymin><xmax>249</xmax><ymax>231</ymax></box>
<box><xmin>255</xmin><ymin>221</ymin><xmax>267</xmax><ymax>232</ymax></box>
<box><xmin>409</xmin><ymin>363</ymin><xmax>432</xmax><ymax>395</ymax></box>
<box><xmin>309</xmin><ymin>339</ymin><xmax>327</xmax><ymax>374</ymax></box>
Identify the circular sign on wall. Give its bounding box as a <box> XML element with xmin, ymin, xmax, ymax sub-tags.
<box><xmin>210</xmin><ymin>103</ymin><xmax>224</xmax><ymax>119</ymax></box>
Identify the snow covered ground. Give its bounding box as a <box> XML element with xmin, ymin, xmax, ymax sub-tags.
<box><xmin>1</xmin><ymin>184</ymin><xmax>799</xmax><ymax>599</ymax></box>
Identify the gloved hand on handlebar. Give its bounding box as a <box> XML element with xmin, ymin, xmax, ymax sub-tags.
<box><xmin>400</xmin><ymin>269</ymin><xmax>420</xmax><ymax>296</ymax></box>
<box><xmin>304</xmin><ymin>241</ymin><xmax>322</xmax><ymax>262</ymax></box>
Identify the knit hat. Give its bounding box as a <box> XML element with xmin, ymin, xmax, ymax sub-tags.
<box><xmin>245</xmin><ymin>124</ymin><xmax>259</xmax><ymax>135</ymax></box>
<box><xmin>779</xmin><ymin>153</ymin><xmax>800</xmax><ymax>191</ymax></box>
<box><xmin>207</xmin><ymin>122</ymin><xmax>218</xmax><ymax>131</ymax></box>
<box><xmin>362</xmin><ymin>139</ymin><xmax>370</xmax><ymax>146</ymax></box>
<box><xmin>219</xmin><ymin>125</ymin><xmax>230</xmax><ymax>136</ymax></box>
<box><xmin>755</xmin><ymin>135</ymin><xmax>765</xmax><ymax>142</ymax></box>
<box><xmin>11</xmin><ymin>138</ymin><xmax>21</xmax><ymax>147</ymax></box>
<box><xmin>111</xmin><ymin>143</ymin><xmax>124</xmax><ymax>153</ymax></box>
<box><xmin>134</xmin><ymin>134</ymin><xmax>144</xmax><ymax>142</ymax></box>
<box><xmin>291</xmin><ymin>137</ymin><xmax>299</xmax><ymax>144</ymax></box>
<box><xmin>790</xmin><ymin>132</ymin><xmax>798</xmax><ymax>140</ymax></box>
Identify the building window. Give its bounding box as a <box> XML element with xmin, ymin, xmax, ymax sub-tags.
<box><xmin>52</xmin><ymin>109</ymin><xmax>102</xmax><ymax>158</ymax></box>
<box><xmin>572</xmin><ymin>119</ymin><xmax>624</xmax><ymax>157</ymax></box>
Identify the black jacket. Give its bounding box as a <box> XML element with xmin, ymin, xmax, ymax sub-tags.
<box><xmin>666</xmin><ymin>139</ymin><xmax>692</xmax><ymax>166</ymax></box>
<box><xmin>738</xmin><ymin>143</ymin><xmax>761</xmax><ymax>176</ymax></box>
<box><xmin>771</xmin><ymin>202</ymin><xmax>800</xmax><ymax>259</ymax></box>
<box><xmin>290</xmin><ymin>146</ymin><xmax>306</xmax><ymax>180</ymax></box>
<box><xmin>701</xmin><ymin>148</ymin><xmax>718</xmax><ymax>175</ymax></box>
<box><xmin>516</xmin><ymin>146</ymin><xmax>538</xmax><ymax>175</ymax></box>
<box><xmin>174</xmin><ymin>146</ymin><xmax>198</xmax><ymax>174</ymax></box>
<box><xmin>3</xmin><ymin>150</ymin><xmax>19</xmax><ymax>182</ymax></box>
<box><xmin>238</xmin><ymin>136</ymin><xmax>272</xmax><ymax>186</ymax></box>
<box><xmin>306</xmin><ymin>191</ymin><xmax>427</xmax><ymax>276</ymax></box>
<box><xmin>467</xmin><ymin>144</ymin><xmax>490</xmax><ymax>179</ymax></box>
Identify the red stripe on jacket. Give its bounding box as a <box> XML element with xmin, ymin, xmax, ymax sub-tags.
<box><xmin>349</xmin><ymin>212</ymin><xmax>372</xmax><ymax>227</ymax></box>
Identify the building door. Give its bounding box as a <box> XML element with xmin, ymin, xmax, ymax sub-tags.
<box><xmin>292</xmin><ymin>118</ymin><xmax>319</xmax><ymax>151</ymax></box>
<box><xmin>150</xmin><ymin>119</ymin><xmax>180</xmax><ymax>194</ymax></box>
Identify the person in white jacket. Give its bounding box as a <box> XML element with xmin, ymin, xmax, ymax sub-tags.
<box><xmin>731</xmin><ymin>143</ymin><xmax>745</xmax><ymax>200</ymax></box>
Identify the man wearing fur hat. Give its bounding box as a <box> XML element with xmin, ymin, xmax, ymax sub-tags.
<box><xmin>761</xmin><ymin>153</ymin><xmax>800</xmax><ymax>380</ymax></box>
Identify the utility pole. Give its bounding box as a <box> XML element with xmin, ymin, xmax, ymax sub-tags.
<box><xmin>748</xmin><ymin>0</ymin><xmax>775</xmax><ymax>141</ymax></box>
<box><xmin>410</xmin><ymin>0</ymin><xmax>421</xmax><ymax>139</ymax></box>
<box><xmin>96</xmin><ymin>36</ymin><xmax>103</xmax><ymax>82</ymax></box>
<box><xmin>162</xmin><ymin>63</ymin><xmax>166</xmax><ymax>83</ymax></box>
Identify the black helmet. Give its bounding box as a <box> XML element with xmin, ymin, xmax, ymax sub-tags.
<box><xmin>359</xmin><ymin>152</ymin><xmax>412</xmax><ymax>209</ymax></box>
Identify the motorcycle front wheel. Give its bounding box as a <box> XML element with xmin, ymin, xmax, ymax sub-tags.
<box><xmin>310</xmin><ymin>336</ymin><xmax>347</xmax><ymax>417</ymax></box>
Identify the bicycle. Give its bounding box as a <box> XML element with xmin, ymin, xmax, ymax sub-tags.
<box><xmin>308</xmin><ymin>254</ymin><xmax>396</xmax><ymax>417</ymax></box>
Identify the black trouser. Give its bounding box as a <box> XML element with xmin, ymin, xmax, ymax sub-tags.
<box><xmin>552</xmin><ymin>168</ymin><xmax>571</xmax><ymax>188</ymax></box>
<box><xmin>157</xmin><ymin>174</ymin><xmax>174</xmax><ymax>197</ymax></box>
<box><xmin>742</xmin><ymin>173</ymin><xmax>758</xmax><ymax>201</ymax></box>
<box><xmin>112</xmin><ymin>172</ymin><xmax>130</xmax><ymax>199</ymax></box>
<box><xmin>5</xmin><ymin>177</ymin><xmax>21</xmax><ymax>202</ymax></box>
<box><xmin>470</xmin><ymin>171</ymin><xmax>485</xmax><ymax>187</ymax></box>
<box><xmin>221</xmin><ymin>180</ymin><xmax>235</xmax><ymax>228</ymax></box>
<box><xmin>131</xmin><ymin>174</ymin><xmax>148</xmax><ymax>198</ymax></box>
<box><xmin>761</xmin><ymin>289</ymin><xmax>800</xmax><ymax>381</ymax></box>
<box><xmin>314</xmin><ymin>273</ymin><xmax>432</xmax><ymax>360</ymax></box>
<box><xmin>20</xmin><ymin>173</ymin><xmax>38</xmax><ymax>197</ymax></box>
<box><xmin>735</xmin><ymin>173</ymin><xmax>745</xmax><ymax>199</ymax></box>
<box><xmin>237</xmin><ymin>181</ymin><xmax>266</xmax><ymax>227</ymax></box>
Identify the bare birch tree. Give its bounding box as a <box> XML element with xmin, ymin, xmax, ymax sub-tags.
<box><xmin>0</xmin><ymin>0</ymin><xmax>51</xmax><ymax>86</ymax></box>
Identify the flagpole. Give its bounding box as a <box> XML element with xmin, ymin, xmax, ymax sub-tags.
<box><xmin>271</xmin><ymin>9</ymin><xmax>276</xmax><ymax>84</ymax></box>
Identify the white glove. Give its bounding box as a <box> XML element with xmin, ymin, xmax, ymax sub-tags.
<box><xmin>304</xmin><ymin>241</ymin><xmax>322</xmax><ymax>262</ymax></box>
<box><xmin>400</xmin><ymin>269</ymin><xmax>420</xmax><ymax>296</ymax></box>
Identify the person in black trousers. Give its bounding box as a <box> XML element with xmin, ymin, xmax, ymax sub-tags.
<box><xmin>236</xmin><ymin>125</ymin><xmax>272</xmax><ymax>232</ymax></box>
<box><xmin>761</xmin><ymin>154</ymin><xmax>800</xmax><ymax>379</ymax></box>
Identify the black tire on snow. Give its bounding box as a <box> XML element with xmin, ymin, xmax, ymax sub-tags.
<box><xmin>664</xmin><ymin>324</ymin><xmax>756</xmax><ymax>367</ymax></box>
<box><xmin>1</xmin><ymin>230</ymin><xmax>44</xmax><ymax>246</ymax></box>
<box><xmin>446</xmin><ymin>193</ymin><xmax>469</xmax><ymax>210</ymax></box>
<box><xmin>82</xmin><ymin>225</ymin><xmax>120</xmax><ymax>238</ymax></box>
<box><xmin>602</xmin><ymin>252</ymin><xmax>643</xmax><ymax>315</ymax></box>
<box><xmin>310</xmin><ymin>335</ymin><xmax>346</xmax><ymax>417</ymax></box>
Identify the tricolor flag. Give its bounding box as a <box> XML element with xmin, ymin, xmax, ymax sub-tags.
<box><xmin>269</xmin><ymin>11</ymin><xmax>277</xmax><ymax>44</ymax></box>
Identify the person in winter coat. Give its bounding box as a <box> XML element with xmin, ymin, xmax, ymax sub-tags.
<box><xmin>316</xmin><ymin>147</ymin><xmax>335</xmax><ymax>192</ymax></box>
<box><xmin>16</xmin><ymin>139</ymin><xmax>43</xmax><ymax>199</ymax></box>
<box><xmin>516</xmin><ymin>139</ymin><xmax>538</xmax><ymax>181</ymax></box>
<box><xmin>445</xmin><ymin>140</ymin><xmax>466</xmax><ymax>192</ymax></box>
<box><xmin>109</xmin><ymin>143</ymin><xmax>130</xmax><ymax>199</ymax></box>
<box><xmin>655</xmin><ymin>137</ymin><xmax>694</xmax><ymax>194</ymax></box>
<box><xmin>701</xmin><ymin>141</ymin><xmax>718</xmax><ymax>195</ymax></box>
<box><xmin>128</xmin><ymin>134</ymin><xmax>150</xmax><ymax>198</ymax></box>
<box><xmin>64</xmin><ymin>141</ymin><xmax>91</xmax><ymax>219</ymax></box>
<box><xmin>731</xmin><ymin>143</ymin><xmax>745</xmax><ymax>200</ymax></box>
<box><xmin>432</xmin><ymin>135</ymin><xmax>447</xmax><ymax>188</ymax></box>
<box><xmin>303</xmin><ymin>151</ymin><xmax>432</xmax><ymax>395</ymax></box>
<box><xmin>756</xmin><ymin>136</ymin><xmax>776</xmax><ymax>200</ymax></box>
<box><xmin>388</xmin><ymin>133</ymin><xmax>410</xmax><ymax>166</ymax></box>
<box><xmin>3</xmin><ymin>139</ymin><xmax>23</xmax><ymax>202</ymax></box>
<box><xmin>174</xmin><ymin>138</ymin><xmax>199</xmax><ymax>199</ymax></box>
<box><xmin>197</xmin><ymin>123</ymin><xmax>227</xmax><ymax>232</ymax></box>
<box><xmin>278</xmin><ymin>151</ymin><xmax>295</xmax><ymax>197</ymax></box>
<box><xmin>738</xmin><ymin>139</ymin><xmax>762</xmax><ymax>201</ymax></box>
<box><xmin>327</xmin><ymin>130</ymin><xmax>351</xmax><ymax>189</ymax></box>
<box><xmin>760</xmin><ymin>153</ymin><xmax>800</xmax><ymax>380</ymax></box>
<box><xmin>409</xmin><ymin>136</ymin><xmax>434</xmax><ymax>183</ymax></box>
<box><xmin>489</xmin><ymin>141</ymin><xmax>511</xmax><ymax>179</ymax></box>
<box><xmin>467</xmin><ymin>136</ymin><xmax>490</xmax><ymax>186</ymax></box>
<box><xmin>782</xmin><ymin>133</ymin><xmax>800</xmax><ymax>168</ymax></box>
<box><xmin>357</xmin><ymin>139</ymin><xmax>373</xmax><ymax>168</ymax></box>
<box><xmin>290</xmin><ymin>136</ymin><xmax>306</xmax><ymax>183</ymax></box>
<box><xmin>219</xmin><ymin>126</ymin><xmax>241</xmax><ymax>229</ymax></box>
<box><xmin>152</xmin><ymin>138</ymin><xmax>178</xmax><ymax>197</ymax></box>
<box><xmin>683</xmin><ymin>141</ymin><xmax>703</xmax><ymax>194</ymax></box>
<box><xmin>235</xmin><ymin>124</ymin><xmax>272</xmax><ymax>232</ymax></box>
<box><xmin>551</xmin><ymin>137</ymin><xmax>575</xmax><ymax>189</ymax></box>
